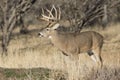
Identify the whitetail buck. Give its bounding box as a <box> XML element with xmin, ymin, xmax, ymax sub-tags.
<box><xmin>38</xmin><ymin>5</ymin><xmax>104</xmax><ymax>68</ymax></box>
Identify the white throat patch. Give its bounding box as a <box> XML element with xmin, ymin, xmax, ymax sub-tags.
<box><xmin>52</xmin><ymin>23</ymin><xmax>60</xmax><ymax>29</ymax></box>
<box><xmin>48</xmin><ymin>36</ymin><xmax>52</xmax><ymax>39</ymax></box>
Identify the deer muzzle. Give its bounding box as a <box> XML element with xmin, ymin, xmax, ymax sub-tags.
<box><xmin>38</xmin><ymin>32</ymin><xmax>44</xmax><ymax>37</ymax></box>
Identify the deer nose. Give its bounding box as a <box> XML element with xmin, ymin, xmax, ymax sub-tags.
<box><xmin>38</xmin><ymin>32</ymin><xmax>44</xmax><ymax>37</ymax></box>
<box><xmin>38</xmin><ymin>32</ymin><xmax>41</xmax><ymax>36</ymax></box>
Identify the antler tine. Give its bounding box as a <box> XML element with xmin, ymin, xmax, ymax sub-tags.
<box><xmin>52</xmin><ymin>5</ymin><xmax>58</xmax><ymax>19</ymax></box>
<box><xmin>58</xmin><ymin>6</ymin><xmax>61</xmax><ymax>20</ymax></box>
<box><xmin>41</xmin><ymin>14</ymin><xmax>56</xmax><ymax>20</ymax></box>
<box><xmin>41</xmin><ymin>8</ymin><xmax>50</xmax><ymax>21</ymax></box>
<box><xmin>41</xmin><ymin>7</ymin><xmax>55</xmax><ymax>21</ymax></box>
<box><xmin>42</xmin><ymin>8</ymin><xmax>45</xmax><ymax>15</ymax></box>
<box><xmin>40</xmin><ymin>18</ymin><xmax>50</xmax><ymax>22</ymax></box>
<box><xmin>50</xmin><ymin>6</ymin><xmax>54</xmax><ymax>17</ymax></box>
<box><xmin>40</xmin><ymin>5</ymin><xmax>61</xmax><ymax>22</ymax></box>
<box><xmin>45</xmin><ymin>8</ymin><xmax>54</xmax><ymax>18</ymax></box>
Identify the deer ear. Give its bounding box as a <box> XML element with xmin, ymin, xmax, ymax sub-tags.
<box><xmin>52</xmin><ymin>23</ymin><xmax>60</xmax><ymax>30</ymax></box>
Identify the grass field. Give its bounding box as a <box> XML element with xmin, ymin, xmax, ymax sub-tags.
<box><xmin>0</xmin><ymin>23</ymin><xmax>120</xmax><ymax>80</ymax></box>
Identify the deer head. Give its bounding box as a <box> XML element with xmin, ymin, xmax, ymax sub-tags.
<box><xmin>37</xmin><ymin>5</ymin><xmax>61</xmax><ymax>38</ymax></box>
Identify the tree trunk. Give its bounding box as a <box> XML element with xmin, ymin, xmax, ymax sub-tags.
<box><xmin>2</xmin><ymin>31</ymin><xmax>11</xmax><ymax>55</ymax></box>
<box><xmin>101</xmin><ymin>5</ymin><xmax>108</xmax><ymax>29</ymax></box>
<box><xmin>19</xmin><ymin>16</ymin><xmax>29</xmax><ymax>34</ymax></box>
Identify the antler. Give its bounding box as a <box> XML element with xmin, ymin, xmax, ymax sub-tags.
<box><xmin>40</xmin><ymin>5</ymin><xmax>61</xmax><ymax>22</ymax></box>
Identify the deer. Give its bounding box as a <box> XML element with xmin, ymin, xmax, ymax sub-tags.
<box><xmin>38</xmin><ymin>5</ymin><xmax>104</xmax><ymax>68</ymax></box>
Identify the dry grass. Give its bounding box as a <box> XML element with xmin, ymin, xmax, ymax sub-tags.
<box><xmin>0</xmin><ymin>23</ymin><xmax>120</xmax><ymax>80</ymax></box>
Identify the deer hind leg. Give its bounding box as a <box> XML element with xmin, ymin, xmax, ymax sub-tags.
<box><xmin>87</xmin><ymin>49</ymin><xmax>102</xmax><ymax>68</ymax></box>
<box><xmin>92</xmin><ymin>48</ymin><xmax>103</xmax><ymax>68</ymax></box>
<box><xmin>88</xmin><ymin>50</ymin><xmax>97</xmax><ymax>63</ymax></box>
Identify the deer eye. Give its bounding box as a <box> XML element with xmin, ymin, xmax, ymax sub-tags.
<box><xmin>46</xmin><ymin>28</ymin><xmax>50</xmax><ymax>31</ymax></box>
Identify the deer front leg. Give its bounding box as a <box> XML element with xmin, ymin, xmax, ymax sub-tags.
<box><xmin>62</xmin><ymin>51</ymin><xmax>68</xmax><ymax>56</ymax></box>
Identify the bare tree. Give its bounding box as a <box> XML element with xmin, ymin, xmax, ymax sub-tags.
<box><xmin>61</xmin><ymin>0</ymin><xmax>120</xmax><ymax>31</ymax></box>
<box><xmin>18</xmin><ymin>13</ymin><xmax>29</xmax><ymax>34</ymax></box>
<box><xmin>99</xmin><ymin>0</ymin><xmax>120</xmax><ymax>28</ymax></box>
<box><xmin>60</xmin><ymin>0</ymin><xmax>104</xmax><ymax>32</ymax></box>
<box><xmin>106</xmin><ymin>0</ymin><xmax>120</xmax><ymax>22</ymax></box>
<box><xmin>0</xmin><ymin>0</ymin><xmax>36</xmax><ymax>55</ymax></box>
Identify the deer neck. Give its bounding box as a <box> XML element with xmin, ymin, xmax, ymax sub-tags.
<box><xmin>50</xmin><ymin>31</ymin><xmax>67</xmax><ymax>46</ymax></box>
